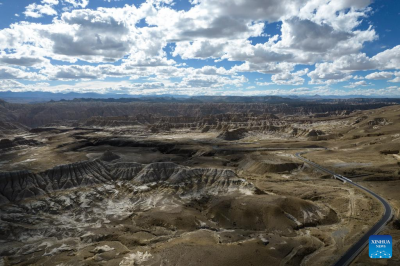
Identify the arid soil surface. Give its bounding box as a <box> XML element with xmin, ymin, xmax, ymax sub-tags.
<box><xmin>1</xmin><ymin>99</ymin><xmax>400</xmax><ymax>265</ymax></box>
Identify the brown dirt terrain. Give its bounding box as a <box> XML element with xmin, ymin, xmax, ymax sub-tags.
<box><xmin>0</xmin><ymin>100</ymin><xmax>399</xmax><ymax>265</ymax></box>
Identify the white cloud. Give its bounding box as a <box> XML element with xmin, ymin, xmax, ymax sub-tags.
<box><xmin>306</xmin><ymin>45</ymin><xmax>400</xmax><ymax>84</ymax></box>
<box><xmin>47</xmin><ymin>8</ymin><xmax>135</xmax><ymax>62</ymax></box>
<box><xmin>256</xmin><ymin>82</ymin><xmax>273</xmax><ymax>86</ymax></box>
<box><xmin>388</xmin><ymin>72</ymin><xmax>400</xmax><ymax>83</ymax></box>
<box><xmin>372</xmin><ymin>45</ymin><xmax>400</xmax><ymax>70</ymax></box>
<box><xmin>0</xmin><ymin>66</ymin><xmax>45</xmax><ymax>80</ymax></box>
<box><xmin>167</xmin><ymin>1</ymin><xmax>377</xmax><ymax>66</ymax></box>
<box><xmin>0</xmin><ymin>54</ymin><xmax>47</xmax><ymax>67</ymax></box>
<box><xmin>271</xmin><ymin>68</ymin><xmax>309</xmax><ymax>85</ymax></box>
<box><xmin>1</xmin><ymin>5</ymin><xmax>156</xmax><ymax>63</ymax></box>
<box><xmin>24</xmin><ymin>3</ymin><xmax>57</xmax><ymax>18</ymax></box>
<box><xmin>222</xmin><ymin>39</ymin><xmax>293</xmax><ymax>64</ymax></box>
<box><xmin>308</xmin><ymin>62</ymin><xmax>352</xmax><ymax>84</ymax></box>
<box><xmin>42</xmin><ymin>0</ymin><xmax>59</xmax><ymax>5</ymax></box>
<box><xmin>0</xmin><ymin>77</ymin><xmax>246</xmax><ymax>95</ymax></box>
<box><xmin>278</xmin><ymin>18</ymin><xmax>353</xmax><ymax>53</ymax></box>
<box><xmin>194</xmin><ymin>66</ymin><xmax>233</xmax><ymax>76</ymax></box>
<box><xmin>0</xmin><ymin>80</ymin><xmax>26</xmax><ymax>91</ymax></box>
<box><xmin>64</xmin><ymin>0</ymin><xmax>89</xmax><ymax>8</ymax></box>
<box><xmin>189</xmin><ymin>0</ymin><xmax>308</xmax><ymax>23</ymax></box>
<box><xmin>42</xmin><ymin>65</ymin><xmax>104</xmax><ymax>80</ymax></box>
<box><xmin>0</xmin><ymin>0</ymin><xmax>397</xmax><ymax>95</ymax></box>
<box><xmin>365</xmin><ymin>71</ymin><xmax>394</xmax><ymax>80</ymax></box>
<box><xmin>147</xmin><ymin>4</ymin><xmax>265</xmax><ymax>42</ymax></box>
<box><xmin>1</xmin><ymin>78</ymin><xmax>400</xmax><ymax>97</ymax></box>
<box><xmin>173</xmin><ymin>40</ymin><xmax>226</xmax><ymax>59</ymax></box>
<box><xmin>231</xmin><ymin>62</ymin><xmax>295</xmax><ymax>74</ymax></box>
<box><xmin>344</xmin><ymin>80</ymin><xmax>370</xmax><ymax>88</ymax></box>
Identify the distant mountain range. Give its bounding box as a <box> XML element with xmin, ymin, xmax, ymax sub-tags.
<box><xmin>0</xmin><ymin>91</ymin><xmax>173</xmax><ymax>103</ymax></box>
<box><xmin>0</xmin><ymin>90</ymin><xmax>398</xmax><ymax>103</ymax></box>
<box><xmin>0</xmin><ymin>91</ymin><xmax>298</xmax><ymax>103</ymax></box>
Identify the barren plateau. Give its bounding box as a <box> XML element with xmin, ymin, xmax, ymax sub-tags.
<box><xmin>0</xmin><ymin>97</ymin><xmax>399</xmax><ymax>266</ymax></box>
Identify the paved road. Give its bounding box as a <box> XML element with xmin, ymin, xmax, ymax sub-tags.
<box><xmin>295</xmin><ymin>151</ymin><xmax>393</xmax><ymax>266</ymax></box>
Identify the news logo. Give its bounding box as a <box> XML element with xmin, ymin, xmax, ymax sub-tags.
<box><xmin>369</xmin><ymin>235</ymin><xmax>392</xmax><ymax>259</ymax></box>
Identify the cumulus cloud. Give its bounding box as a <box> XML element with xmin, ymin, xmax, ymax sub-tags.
<box><xmin>271</xmin><ymin>69</ymin><xmax>309</xmax><ymax>85</ymax></box>
<box><xmin>224</xmin><ymin>39</ymin><xmax>294</xmax><ymax>64</ymax></box>
<box><xmin>182</xmin><ymin>74</ymin><xmax>247</xmax><ymax>88</ymax></box>
<box><xmin>0</xmin><ymin>54</ymin><xmax>46</xmax><ymax>67</ymax></box>
<box><xmin>173</xmin><ymin>40</ymin><xmax>226</xmax><ymax>59</ymax></box>
<box><xmin>388</xmin><ymin>72</ymin><xmax>400</xmax><ymax>83</ymax></box>
<box><xmin>0</xmin><ymin>0</ymin><xmax>398</xmax><ymax>95</ymax></box>
<box><xmin>306</xmin><ymin>45</ymin><xmax>400</xmax><ymax>84</ymax></box>
<box><xmin>308</xmin><ymin>62</ymin><xmax>352</xmax><ymax>84</ymax></box>
<box><xmin>256</xmin><ymin>82</ymin><xmax>273</xmax><ymax>86</ymax></box>
<box><xmin>64</xmin><ymin>0</ymin><xmax>89</xmax><ymax>8</ymax></box>
<box><xmin>46</xmin><ymin>8</ymin><xmax>134</xmax><ymax>62</ymax></box>
<box><xmin>147</xmin><ymin>5</ymin><xmax>264</xmax><ymax>42</ymax></box>
<box><xmin>365</xmin><ymin>71</ymin><xmax>394</xmax><ymax>80</ymax></box>
<box><xmin>0</xmin><ymin>80</ymin><xmax>26</xmax><ymax>91</ymax></box>
<box><xmin>0</xmin><ymin>66</ymin><xmax>45</xmax><ymax>80</ymax></box>
<box><xmin>24</xmin><ymin>3</ymin><xmax>57</xmax><ymax>18</ymax></box>
<box><xmin>232</xmin><ymin>62</ymin><xmax>295</xmax><ymax>75</ymax></box>
<box><xmin>278</xmin><ymin>18</ymin><xmax>353</xmax><ymax>53</ymax></box>
<box><xmin>42</xmin><ymin>0</ymin><xmax>59</xmax><ymax>5</ymax></box>
<box><xmin>344</xmin><ymin>80</ymin><xmax>370</xmax><ymax>88</ymax></box>
<box><xmin>372</xmin><ymin>45</ymin><xmax>400</xmax><ymax>70</ymax></box>
<box><xmin>194</xmin><ymin>66</ymin><xmax>233</xmax><ymax>76</ymax></box>
<box><xmin>187</xmin><ymin>0</ymin><xmax>310</xmax><ymax>23</ymax></box>
<box><xmin>43</xmin><ymin>65</ymin><xmax>104</xmax><ymax>80</ymax></box>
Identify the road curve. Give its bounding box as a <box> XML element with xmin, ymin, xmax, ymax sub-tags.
<box><xmin>295</xmin><ymin>151</ymin><xmax>393</xmax><ymax>266</ymax></box>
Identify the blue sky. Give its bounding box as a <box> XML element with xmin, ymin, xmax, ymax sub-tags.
<box><xmin>0</xmin><ymin>0</ymin><xmax>399</xmax><ymax>96</ymax></box>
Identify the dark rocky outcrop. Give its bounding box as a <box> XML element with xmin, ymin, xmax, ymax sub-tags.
<box><xmin>0</xmin><ymin>160</ymin><xmax>251</xmax><ymax>204</ymax></box>
<box><xmin>368</xmin><ymin>117</ymin><xmax>390</xmax><ymax>126</ymax></box>
<box><xmin>306</xmin><ymin>129</ymin><xmax>325</xmax><ymax>137</ymax></box>
<box><xmin>0</xmin><ymin>137</ymin><xmax>41</xmax><ymax>150</ymax></box>
<box><xmin>380</xmin><ymin>150</ymin><xmax>399</xmax><ymax>155</ymax></box>
<box><xmin>100</xmin><ymin>150</ymin><xmax>121</xmax><ymax>162</ymax></box>
<box><xmin>0</xmin><ymin>171</ymin><xmax>48</xmax><ymax>203</ymax></box>
<box><xmin>217</xmin><ymin>128</ymin><xmax>248</xmax><ymax>141</ymax></box>
<box><xmin>0</xmin><ymin>121</ymin><xmax>29</xmax><ymax>136</ymax></box>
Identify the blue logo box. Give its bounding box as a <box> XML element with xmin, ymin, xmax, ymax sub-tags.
<box><xmin>369</xmin><ymin>235</ymin><xmax>392</xmax><ymax>259</ymax></box>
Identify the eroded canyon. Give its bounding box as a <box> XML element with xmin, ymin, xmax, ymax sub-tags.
<box><xmin>0</xmin><ymin>97</ymin><xmax>399</xmax><ymax>266</ymax></box>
